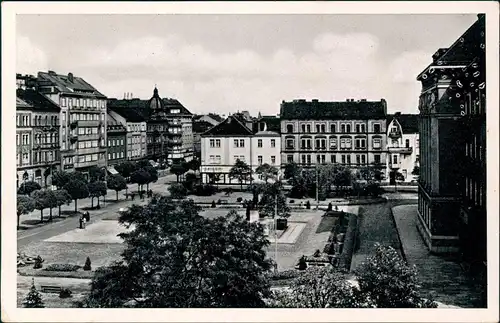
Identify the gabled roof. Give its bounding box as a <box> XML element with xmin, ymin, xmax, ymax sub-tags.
<box><xmin>108</xmin><ymin>99</ymin><xmax>148</xmax><ymax>122</ymax></box>
<box><xmin>280</xmin><ymin>99</ymin><xmax>387</xmax><ymax>120</ymax></box>
<box><xmin>16</xmin><ymin>89</ymin><xmax>60</xmax><ymax>112</ymax></box>
<box><xmin>193</xmin><ymin>120</ymin><xmax>215</xmax><ymax>134</ymax></box>
<box><xmin>417</xmin><ymin>14</ymin><xmax>485</xmax><ymax>80</ymax></box>
<box><xmin>388</xmin><ymin>113</ymin><xmax>419</xmax><ymax>134</ymax></box>
<box><xmin>37</xmin><ymin>71</ymin><xmax>107</xmax><ymax>98</ymax></box>
<box><xmin>201</xmin><ymin>115</ymin><xmax>254</xmax><ymax>137</ymax></box>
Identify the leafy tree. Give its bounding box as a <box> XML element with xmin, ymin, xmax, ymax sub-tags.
<box><xmin>89</xmin><ymin>166</ymin><xmax>106</xmax><ymax>182</ymax></box>
<box><xmin>229</xmin><ymin>159</ymin><xmax>253</xmax><ymax>190</ymax></box>
<box><xmin>255</xmin><ymin>163</ymin><xmax>279</xmax><ymax>183</ymax></box>
<box><xmin>188</xmin><ymin>159</ymin><xmax>201</xmax><ymax>174</ymax></box>
<box><xmin>130</xmin><ymin>168</ymin><xmax>151</xmax><ymax>191</ymax></box>
<box><xmin>333</xmin><ymin>166</ymin><xmax>353</xmax><ymax>196</ymax></box>
<box><xmin>54</xmin><ymin>189</ymin><xmax>72</xmax><ymax>217</ymax></box>
<box><xmin>168</xmin><ymin>183</ymin><xmax>188</xmax><ymax>199</ymax></box>
<box><xmin>63</xmin><ymin>178</ymin><xmax>90</xmax><ymax>213</ymax></box>
<box><xmin>84</xmin><ymin>198</ymin><xmax>273</xmax><ymax>308</ymax></box>
<box><xmin>32</xmin><ymin>189</ymin><xmax>49</xmax><ymax>223</ymax></box>
<box><xmin>23</xmin><ymin>278</ymin><xmax>44</xmax><ymax>308</ymax></box>
<box><xmin>411</xmin><ymin>166</ymin><xmax>420</xmax><ymax>176</ymax></box>
<box><xmin>84</xmin><ymin>257</ymin><xmax>92</xmax><ymax>271</ymax></box>
<box><xmin>52</xmin><ymin>170</ymin><xmax>70</xmax><ymax>189</ymax></box>
<box><xmin>107</xmin><ymin>174</ymin><xmax>128</xmax><ymax>201</ymax></box>
<box><xmin>268</xmin><ymin>266</ymin><xmax>363</xmax><ymax>308</ymax></box>
<box><xmin>170</xmin><ymin>163</ymin><xmax>187</xmax><ymax>183</ymax></box>
<box><xmin>45</xmin><ymin>189</ymin><xmax>58</xmax><ymax>221</ymax></box>
<box><xmin>257</xmin><ymin>182</ymin><xmax>290</xmax><ymax>219</ymax></box>
<box><xmin>115</xmin><ymin>161</ymin><xmax>137</xmax><ymax>181</ymax></box>
<box><xmin>17</xmin><ymin>181</ymin><xmax>41</xmax><ymax>196</ymax></box>
<box><xmin>143</xmin><ymin>165</ymin><xmax>158</xmax><ymax>191</ymax></box>
<box><xmin>283</xmin><ymin>161</ymin><xmax>300</xmax><ymax>181</ymax></box>
<box><xmin>17</xmin><ymin>195</ymin><xmax>35</xmax><ymax>229</ymax></box>
<box><xmin>88</xmin><ymin>181</ymin><xmax>107</xmax><ymax>208</ymax></box>
<box><xmin>355</xmin><ymin>244</ymin><xmax>437</xmax><ymax>308</ymax></box>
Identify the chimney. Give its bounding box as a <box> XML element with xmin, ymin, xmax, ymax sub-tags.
<box><xmin>68</xmin><ymin>73</ymin><xmax>74</xmax><ymax>83</ymax></box>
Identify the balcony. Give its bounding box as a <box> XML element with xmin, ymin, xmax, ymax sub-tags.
<box><xmin>77</xmin><ymin>120</ymin><xmax>101</xmax><ymax>127</ymax></box>
<box><xmin>388</xmin><ymin>146</ymin><xmax>413</xmax><ymax>154</ymax></box>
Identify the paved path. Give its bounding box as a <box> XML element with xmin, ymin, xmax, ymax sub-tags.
<box><xmin>392</xmin><ymin>204</ymin><xmax>484</xmax><ymax>308</ymax></box>
<box><xmin>17</xmin><ymin>176</ymin><xmax>175</xmax><ymax>247</ymax></box>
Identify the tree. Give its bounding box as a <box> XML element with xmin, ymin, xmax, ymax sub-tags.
<box><xmin>17</xmin><ymin>195</ymin><xmax>35</xmax><ymax>229</ymax></box>
<box><xmin>170</xmin><ymin>163</ymin><xmax>187</xmax><ymax>183</ymax></box>
<box><xmin>257</xmin><ymin>182</ymin><xmax>290</xmax><ymax>219</ymax></box>
<box><xmin>89</xmin><ymin>166</ymin><xmax>106</xmax><ymax>182</ymax></box>
<box><xmin>84</xmin><ymin>198</ymin><xmax>273</xmax><ymax>308</ymax></box>
<box><xmin>130</xmin><ymin>168</ymin><xmax>151</xmax><ymax>191</ymax></box>
<box><xmin>411</xmin><ymin>166</ymin><xmax>420</xmax><ymax>176</ymax></box>
<box><xmin>168</xmin><ymin>183</ymin><xmax>188</xmax><ymax>199</ymax></box>
<box><xmin>17</xmin><ymin>181</ymin><xmax>41</xmax><ymax>196</ymax></box>
<box><xmin>84</xmin><ymin>257</ymin><xmax>92</xmax><ymax>271</ymax></box>
<box><xmin>115</xmin><ymin>161</ymin><xmax>137</xmax><ymax>181</ymax></box>
<box><xmin>184</xmin><ymin>173</ymin><xmax>198</xmax><ymax>192</ymax></box>
<box><xmin>255</xmin><ymin>163</ymin><xmax>279</xmax><ymax>183</ymax></box>
<box><xmin>107</xmin><ymin>174</ymin><xmax>128</xmax><ymax>201</ymax></box>
<box><xmin>143</xmin><ymin>165</ymin><xmax>158</xmax><ymax>190</ymax></box>
<box><xmin>52</xmin><ymin>170</ymin><xmax>70</xmax><ymax>189</ymax></box>
<box><xmin>63</xmin><ymin>178</ymin><xmax>90</xmax><ymax>213</ymax></box>
<box><xmin>229</xmin><ymin>159</ymin><xmax>253</xmax><ymax>190</ymax></box>
<box><xmin>32</xmin><ymin>189</ymin><xmax>49</xmax><ymax>223</ymax></box>
<box><xmin>45</xmin><ymin>189</ymin><xmax>58</xmax><ymax>221</ymax></box>
<box><xmin>88</xmin><ymin>181</ymin><xmax>107</xmax><ymax>208</ymax></box>
<box><xmin>188</xmin><ymin>159</ymin><xmax>201</xmax><ymax>174</ymax></box>
<box><xmin>333</xmin><ymin>166</ymin><xmax>353</xmax><ymax>196</ymax></box>
<box><xmin>23</xmin><ymin>278</ymin><xmax>44</xmax><ymax>308</ymax></box>
<box><xmin>355</xmin><ymin>244</ymin><xmax>437</xmax><ymax>308</ymax></box>
<box><xmin>283</xmin><ymin>161</ymin><xmax>300</xmax><ymax>181</ymax></box>
<box><xmin>54</xmin><ymin>189</ymin><xmax>72</xmax><ymax>217</ymax></box>
<box><xmin>268</xmin><ymin>266</ymin><xmax>363</xmax><ymax>308</ymax></box>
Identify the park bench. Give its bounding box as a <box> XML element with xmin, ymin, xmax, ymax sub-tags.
<box><xmin>40</xmin><ymin>285</ymin><xmax>62</xmax><ymax>293</ymax></box>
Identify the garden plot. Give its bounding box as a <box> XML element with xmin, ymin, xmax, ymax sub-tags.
<box><xmin>44</xmin><ymin>220</ymin><xmax>132</xmax><ymax>244</ymax></box>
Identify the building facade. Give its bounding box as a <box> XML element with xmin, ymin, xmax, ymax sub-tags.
<box><xmin>416</xmin><ymin>14</ymin><xmax>485</xmax><ymax>256</ymax></box>
<box><xmin>16</xmin><ymin>89</ymin><xmax>61</xmax><ymax>188</ymax></box>
<box><xmin>200</xmin><ymin>113</ymin><xmax>281</xmax><ymax>185</ymax></box>
<box><xmin>280</xmin><ymin>99</ymin><xmax>388</xmax><ymax>172</ymax></box>
<box><xmin>107</xmin><ymin>99</ymin><xmax>148</xmax><ymax>162</ymax></box>
<box><xmin>386</xmin><ymin>113</ymin><xmax>419</xmax><ymax>182</ymax></box>
<box><xmin>37</xmin><ymin>71</ymin><xmax>108</xmax><ymax>178</ymax></box>
<box><xmin>106</xmin><ymin>114</ymin><xmax>127</xmax><ymax>166</ymax></box>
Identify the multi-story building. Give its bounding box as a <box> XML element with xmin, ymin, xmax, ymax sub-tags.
<box><xmin>200</xmin><ymin>113</ymin><xmax>281</xmax><ymax>185</ymax></box>
<box><xmin>16</xmin><ymin>89</ymin><xmax>61</xmax><ymax>188</ymax></box>
<box><xmin>280</xmin><ymin>99</ymin><xmax>388</xmax><ymax>172</ymax></box>
<box><xmin>416</xmin><ymin>14</ymin><xmax>485</xmax><ymax>257</ymax></box>
<box><xmin>147</xmin><ymin>87</ymin><xmax>194</xmax><ymax>165</ymax></box>
<box><xmin>106</xmin><ymin>113</ymin><xmax>127</xmax><ymax>166</ymax></box>
<box><xmin>193</xmin><ymin>119</ymin><xmax>216</xmax><ymax>159</ymax></box>
<box><xmin>107</xmin><ymin>102</ymin><xmax>147</xmax><ymax>161</ymax></box>
<box><xmin>386</xmin><ymin>112</ymin><xmax>419</xmax><ymax>182</ymax></box>
<box><xmin>36</xmin><ymin>71</ymin><xmax>108</xmax><ymax>178</ymax></box>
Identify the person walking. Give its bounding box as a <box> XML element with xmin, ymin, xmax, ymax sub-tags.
<box><xmin>82</xmin><ymin>215</ymin><xmax>87</xmax><ymax>229</ymax></box>
<box><xmin>79</xmin><ymin>215</ymin><xmax>83</xmax><ymax>229</ymax></box>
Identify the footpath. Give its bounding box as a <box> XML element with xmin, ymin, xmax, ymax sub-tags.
<box><xmin>392</xmin><ymin>204</ymin><xmax>484</xmax><ymax>308</ymax></box>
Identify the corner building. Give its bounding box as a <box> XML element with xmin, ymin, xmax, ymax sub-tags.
<box><xmin>279</xmin><ymin>99</ymin><xmax>388</xmax><ymax>171</ymax></box>
<box><xmin>416</xmin><ymin>15</ymin><xmax>485</xmax><ymax>257</ymax></box>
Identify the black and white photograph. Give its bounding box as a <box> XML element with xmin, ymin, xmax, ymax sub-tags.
<box><xmin>2</xmin><ymin>2</ymin><xmax>499</xmax><ymax>322</ymax></box>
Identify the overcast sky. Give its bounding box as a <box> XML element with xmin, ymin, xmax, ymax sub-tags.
<box><xmin>17</xmin><ymin>14</ymin><xmax>477</xmax><ymax>116</ymax></box>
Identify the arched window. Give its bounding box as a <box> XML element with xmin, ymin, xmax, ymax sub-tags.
<box><xmin>286</xmin><ymin>124</ymin><xmax>294</xmax><ymax>133</ymax></box>
<box><xmin>330</xmin><ymin>124</ymin><xmax>336</xmax><ymax>133</ymax></box>
<box><xmin>321</xmin><ymin>124</ymin><xmax>326</xmax><ymax>133</ymax></box>
<box><xmin>45</xmin><ymin>116</ymin><xmax>49</xmax><ymax>125</ymax></box>
<box><xmin>346</xmin><ymin>124</ymin><xmax>351</xmax><ymax>133</ymax></box>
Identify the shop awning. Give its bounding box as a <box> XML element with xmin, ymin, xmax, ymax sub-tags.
<box><xmin>107</xmin><ymin>166</ymin><xmax>119</xmax><ymax>175</ymax></box>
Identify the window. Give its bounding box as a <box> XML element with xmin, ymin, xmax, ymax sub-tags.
<box><xmin>374</xmin><ymin>154</ymin><xmax>381</xmax><ymax>164</ymax></box>
<box><xmin>373</xmin><ymin>138</ymin><xmax>382</xmax><ymax>149</ymax></box>
<box><xmin>301</xmin><ymin>124</ymin><xmax>306</xmax><ymax>133</ymax></box>
<box><xmin>286</xmin><ymin>139</ymin><xmax>295</xmax><ymax>149</ymax></box>
<box><xmin>316</xmin><ymin>155</ymin><xmax>321</xmax><ymax>164</ymax></box>
<box><xmin>215</xmin><ymin>139</ymin><xmax>221</xmax><ymax>148</ymax></box>
<box><xmin>393</xmin><ymin>155</ymin><xmax>398</xmax><ymax>164</ymax></box>
<box><xmin>405</xmin><ymin>139</ymin><xmax>410</xmax><ymax>148</ymax></box>
<box><xmin>210</xmin><ymin>139</ymin><xmax>215</xmax><ymax>148</ymax></box>
<box><xmin>356</xmin><ymin>155</ymin><xmax>361</xmax><ymax>164</ymax></box>
<box><xmin>360</xmin><ymin>124</ymin><xmax>366</xmax><ymax>133</ymax></box>
<box><xmin>239</xmin><ymin>139</ymin><xmax>245</xmax><ymax>147</ymax></box>
<box><xmin>287</xmin><ymin>155</ymin><xmax>293</xmax><ymax>163</ymax></box>
<box><xmin>341</xmin><ymin>124</ymin><xmax>346</xmax><ymax>133</ymax></box>
<box><xmin>271</xmin><ymin>139</ymin><xmax>275</xmax><ymax>148</ymax></box>
<box><xmin>329</xmin><ymin>138</ymin><xmax>337</xmax><ymax>149</ymax></box>
<box><xmin>258</xmin><ymin>156</ymin><xmax>263</xmax><ymax>165</ymax></box>
<box><xmin>341</xmin><ymin>155</ymin><xmax>346</xmax><ymax>164</ymax></box>
<box><xmin>346</xmin><ymin>124</ymin><xmax>351</xmax><ymax>133</ymax></box>
<box><xmin>306</xmin><ymin>155</ymin><xmax>311</xmax><ymax>165</ymax></box>
<box><xmin>373</xmin><ymin>123</ymin><xmax>381</xmax><ymax>133</ymax></box>
<box><xmin>321</xmin><ymin>155</ymin><xmax>326</xmax><ymax>163</ymax></box>
<box><xmin>301</xmin><ymin>155</ymin><xmax>306</xmax><ymax>164</ymax></box>
<box><xmin>215</xmin><ymin>155</ymin><xmax>221</xmax><ymax>164</ymax></box>
<box><xmin>330</xmin><ymin>124</ymin><xmax>336</xmax><ymax>133</ymax></box>
<box><xmin>271</xmin><ymin>156</ymin><xmax>276</xmax><ymax>164</ymax></box>
<box><xmin>331</xmin><ymin>155</ymin><xmax>336</xmax><ymax>163</ymax></box>
<box><xmin>356</xmin><ymin>124</ymin><xmax>360</xmax><ymax>133</ymax></box>
<box><xmin>287</xmin><ymin>124</ymin><xmax>294</xmax><ymax>133</ymax></box>
<box><xmin>361</xmin><ymin>155</ymin><xmax>366</xmax><ymax>164</ymax></box>
<box><xmin>258</xmin><ymin>139</ymin><xmax>263</xmax><ymax>148</ymax></box>
<box><xmin>321</xmin><ymin>125</ymin><xmax>326</xmax><ymax>133</ymax></box>
<box><xmin>306</xmin><ymin>125</ymin><xmax>311</xmax><ymax>133</ymax></box>
<box><xmin>347</xmin><ymin>155</ymin><xmax>351</xmax><ymax>164</ymax></box>
<box><xmin>233</xmin><ymin>155</ymin><xmax>239</xmax><ymax>164</ymax></box>
<box><xmin>316</xmin><ymin>125</ymin><xmax>321</xmax><ymax>133</ymax></box>
<box><xmin>16</xmin><ymin>134</ymin><xmax>20</xmax><ymax>145</ymax></box>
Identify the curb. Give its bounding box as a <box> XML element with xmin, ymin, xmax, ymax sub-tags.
<box><xmin>390</xmin><ymin>206</ymin><xmax>407</xmax><ymax>263</ymax></box>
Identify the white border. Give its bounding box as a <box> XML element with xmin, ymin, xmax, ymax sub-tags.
<box><xmin>2</xmin><ymin>2</ymin><xmax>499</xmax><ymax>322</ymax></box>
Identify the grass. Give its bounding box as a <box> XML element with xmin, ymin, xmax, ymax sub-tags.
<box><xmin>19</xmin><ymin>242</ymin><xmax>125</xmax><ymax>268</ymax></box>
<box><xmin>18</xmin><ymin>268</ymin><xmax>95</xmax><ymax>279</ymax></box>
<box><xmin>44</xmin><ymin>220</ymin><xmax>131</xmax><ymax>244</ymax></box>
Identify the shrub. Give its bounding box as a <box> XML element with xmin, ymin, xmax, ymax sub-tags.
<box><xmin>270</xmin><ymin>270</ymin><xmax>299</xmax><ymax>281</ymax></box>
<box><xmin>323</xmin><ymin>244</ymin><xmax>331</xmax><ymax>254</ymax></box>
<box><xmin>313</xmin><ymin>249</ymin><xmax>321</xmax><ymax>257</ymax></box>
<box><xmin>211</xmin><ymin>200</ymin><xmax>216</xmax><ymax>208</ymax></box>
<box><xmin>168</xmin><ymin>183</ymin><xmax>188</xmax><ymax>199</ymax></box>
<box><xmin>59</xmin><ymin>288</ymin><xmax>72</xmax><ymax>299</ymax></box>
<box><xmin>44</xmin><ymin>263</ymin><xmax>81</xmax><ymax>272</ymax></box>
<box><xmin>298</xmin><ymin>256</ymin><xmax>307</xmax><ymax>270</ymax></box>
<box><xmin>305</xmin><ymin>201</ymin><xmax>311</xmax><ymax>209</ymax></box>
<box><xmin>236</xmin><ymin>197</ymin><xmax>243</xmax><ymax>202</ymax></box>
<box><xmin>83</xmin><ymin>257</ymin><xmax>91</xmax><ymax>271</ymax></box>
<box><xmin>33</xmin><ymin>256</ymin><xmax>44</xmax><ymax>269</ymax></box>
<box><xmin>192</xmin><ymin>184</ymin><xmax>217</xmax><ymax>196</ymax></box>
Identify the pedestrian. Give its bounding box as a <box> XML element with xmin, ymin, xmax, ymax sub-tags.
<box><xmin>79</xmin><ymin>215</ymin><xmax>83</xmax><ymax>229</ymax></box>
<box><xmin>86</xmin><ymin>211</ymin><xmax>90</xmax><ymax>222</ymax></box>
<box><xmin>82</xmin><ymin>215</ymin><xmax>87</xmax><ymax>229</ymax></box>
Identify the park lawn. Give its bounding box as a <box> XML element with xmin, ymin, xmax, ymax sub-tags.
<box><xmin>44</xmin><ymin>220</ymin><xmax>131</xmax><ymax>244</ymax></box>
<box><xmin>19</xmin><ymin>241</ymin><xmax>125</xmax><ymax>268</ymax></box>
